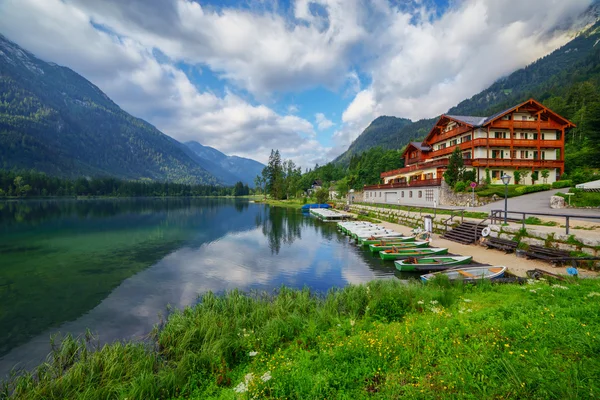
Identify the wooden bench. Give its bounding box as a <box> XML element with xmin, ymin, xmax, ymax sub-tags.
<box><xmin>525</xmin><ymin>245</ymin><xmax>571</xmax><ymax>265</ymax></box>
<box><xmin>484</xmin><ymin>237</ymin><xmax>519</xmax><ymax>253</ymax></box>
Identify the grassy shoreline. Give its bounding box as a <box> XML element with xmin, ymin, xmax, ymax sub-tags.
<box><xmin>4</xmin><ymin>278</ymin><xmax>600</xmax><ymax>399</ymax></box>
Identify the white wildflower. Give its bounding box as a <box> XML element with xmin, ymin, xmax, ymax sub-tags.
<box><xmin>244</xmin><ymin>373</ymin><xmax>254</xmax><ymax>382</ymax></box>
<box><xmin>527</xmin><ymin>279</ymin><xmax>536</xmax><ymax>285</ymax></box>
<box><xmin>587</xmin><ymin>292</ymin><xmax>600</xmax><ymax>297</ymax></box>
<box><xmin>261</xmin><ymin>371</ymin><xmax>272</xmax><ymax>382</ymax></box>
<box><xmin>234</xmin><ymin>382</ymin><xmax>248</xmax><ymax>393</ymax></box>
<box><xmin>430</xmin><ymin>300</ymin><xmax>439</xmax><ymax>305</ymax></box>
<box><xmin>530</xmin><ymin>289</ymin><xmax>537</xmax><ymax>293</ymax></box>
<box><xmin>458</xmin><ymin>308</ymin><xmax>465</xmax><ymax>314</ymax></box>
<box><xmin>417</xmin><ymin>300</ymin><xmax>424</xmax><ymax>305</ymax></box>
<box><xmin>552</xmin><ymin>285</ymin><xmax>568</xmax><ymax>290</ymax></box>
<box><xmin>350</xmin><ymin>320</ymin><xmax>355</xmax><ymax>327</ymax></box>
<box><xmin>249</xmin><ymin>351</ymin><xmax>258</xmax><ymax>357</ymax></box>
<box><xmin>430</xmin><ymin>307</ymin><xmax>441</xmax><ymax>314</ymax></box>
<box><xmin>466</xmin><ymin>309</ymin><xmax>473</xmax><ymax>313</ymax></box>
<box><xmin>463</xmin><ymin>299</ymin><xmax>472</xmax><ymax>303</ymax></box>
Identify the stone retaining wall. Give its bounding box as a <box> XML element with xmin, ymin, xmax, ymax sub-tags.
<box><xmin>488</xmin><ymin>224</ymin><xmax>600</xmax><ymax>257</ymax></box>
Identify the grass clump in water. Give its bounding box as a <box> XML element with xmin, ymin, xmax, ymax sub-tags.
<box><xmin>3</xmin><ymin>279</ymin><xmax>600</xmax><ymax>399</ymax></box>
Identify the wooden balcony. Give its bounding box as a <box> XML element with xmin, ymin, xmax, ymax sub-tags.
<box><xmin>380</xmin><ymin>159</ymin><xmax>474</xmax><ymax>178</ymax></box>
<box><xmin>489</xmin><ymin>120</ymin><xmax>563</xmax><ymax>130</ymax></box>
<box><xmin>364</xmin><ymin>178</ymin><xmax>443</xmax><ymax>191</ymax></box>
<box><xmin>472</xmin><ymin>159</ymin><xmax>563</xmax><ymax>168</ymax></box>
<box><xmin>430</xmin><ymin>125</ymin><xmax>473</xmax><ymax>143</ymax></box>
<box><xmin>407</xmin><ymin>156</ymin><xmax>421</xmax><ymax>165</ymax></box>
<box><xmin>478</xmin><ymin>138</ymin><xmax>561</xmax><ymax>148</ymax></box>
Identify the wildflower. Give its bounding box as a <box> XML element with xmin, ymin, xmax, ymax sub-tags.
<box><xmin>430</xmin><ymin>307</ymin><xmax>441</xmax><ymax>314</ymax></box>
<box><xmin>350</xmin><ymin>319</ymin><xmax>355</xmax><ymax>327</ymax></box>
<box><xmin>234</xmin><ymin>382</ymin><xmax>248</xmax><ymax>393</ymax></box>
<box><xmin>463</xmin><ymin>299</ymin><xmax>472</xmax><ymax>303</ymax></box>
<box><xmin>430</xmin><ymin>300</ymin><xmax>439</xmax><ymax>305</ymax></box>
<box><xmin>466</xmin><ymin>309</ymin><xmax>473</xmax><ymax>313</ymax></box>
<box><xmin>587</xmin><ymin>292</ymin><xmax>600</xmax><ymax>297</ymax></box>
<box><xmin>529</xmin><ymin>289</ymin><xmax>537</xmax><ymax>293</ymax></box>
<box><xmin>249</xmin><ymin>351</ymin><xmax>258</xmax><ymax>357</ymax></box>
<box><xmin>552</xmin><ymin>284</ymin><xmax>568</xmax><ymax>290</ymax></box>
<box><xmin>261</xmin><ymin>371</ymin><xmax>272</xmax><ymax>382</ymax></box>
<box><xmin>417</xmin><ymin>300</ymin><xmax>424</xmax><ymax>305</ymax></box>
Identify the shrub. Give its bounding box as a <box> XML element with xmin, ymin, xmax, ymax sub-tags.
<box><xmin>485</xmin><ymin>168</ymin><xmax>491</xmax><ymax>184</ymax></box>
<box><xmin>515</xmin><ymin>184</ymin><xmax>551</xmax><ymax>195</ymax></box>
<box><xmin>552</xmin><ymin>180</ymin><xmax>572</xmax><ymax>189</ymax></box>
<box><xmin>513</xmin><ymin>170</ymin><xmax>521</xmax><ymax>185</ymax></box>
<box><xmin>315</xmin><ymin>188</ymin><xmax>329</xmax><ymax>204</ymax></box>
<box><xmin>453</xmin><ymin>181</ymin><xmax>467</xmax><ymax>193</ymax></box>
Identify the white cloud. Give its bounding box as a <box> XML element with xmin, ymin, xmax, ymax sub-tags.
<box><xmin>0</xmin><ymin>0</ymin><xmax>593</xmax><ymax>166</ymax></box>
<box><xmin>0</xmin><ymin>0</ymin><xmax>331</xmax><ymax>167</ymax></box>
<box><xmin>315</xmin><ymin>113</ymin><xmax>335</xmax><ymax>130</ymax></box>
<box><xmin>336</xmin><ymin>0</ymin><xmax>592</xmax><ymax>148</ymax></box>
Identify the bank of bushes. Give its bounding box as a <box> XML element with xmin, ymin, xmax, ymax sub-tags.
<box><xmin>557</xmin><ymin>188</ymin><xmax>600</xmax><ymax>208</ymax></box>
<box><xmin>552</xmin><ymin>180</ymin><xmax>572</xmax><ymax>189</ymax></box>
<box><xmin>3</xmin><ymin>279</ymin><xmax>600</xmax><ymax>399</ymax></box>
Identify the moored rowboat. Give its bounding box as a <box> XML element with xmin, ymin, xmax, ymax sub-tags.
<box><xmin>369</xmin><ymin>241</ymin><xmax>430</xmax><ymax>253</ymax></box>
<box><xmin>394</xmin><ymin>256</ymin><xmax>473</xmax><ymax>271</ymax></box>
<box><xmin>420</xmin><ymin>266</ymin><xmax>507</xmax><ymax>282</ymax></box>
<box><xmin>359</xmin><ymin>235</ymin><xmax>415</xmax><ymax>246</ymax></box>
<box><xmin>379</xmin><ymin>247</ymin><xmax>448</xmax><ymax>260</ymax></box>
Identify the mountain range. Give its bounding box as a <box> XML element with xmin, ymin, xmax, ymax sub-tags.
<box><xmin>334</xmin><ymin>1</ymin><xmax>600</xmax><ymax>166</ymax></box>
<box><xmin>0</xmin><ymin>34</ymin><xmax>263</xmax><ymax>186</ymax></box>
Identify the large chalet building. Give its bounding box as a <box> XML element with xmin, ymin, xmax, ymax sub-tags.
<box><xmin>363</xmin><ymin>99</ymin><xmax>575</xmax><ymax>206</ymax></box>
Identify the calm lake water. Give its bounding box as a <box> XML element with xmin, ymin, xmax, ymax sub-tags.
<box><xmin>0</xmin><ymin>198</ymin><xmax>408</xmax><ymax>378</ymax></box>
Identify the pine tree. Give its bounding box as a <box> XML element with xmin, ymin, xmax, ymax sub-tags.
<box><xmin>443</xmin><ymin>147</ymin><xmax>464</xmax><ymax>187</ymax></box>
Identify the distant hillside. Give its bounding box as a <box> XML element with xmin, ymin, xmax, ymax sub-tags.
<box><xmin>185</xmin><ymin>141</ymin><xmax>265</xmax><ymax>187</ymax></box>
<box><xmin>334</xmin><ymin>116</ymin><xmax>416</xmax><ymax>165</ymax></box>
<box><xmin>334</xmin><ymin>5</ymin><xmax>600</xmax><ymax>166</ymax></box>
<box><xmin>0</xmin><ymin>34</ymin><xmax>218</xmax><ymax>184</ymax></box>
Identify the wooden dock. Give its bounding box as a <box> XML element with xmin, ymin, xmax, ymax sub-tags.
<box><xmin>309</xmin><ymin>208</ymin><xmax>354</xmax><ymax>221</ymax></box>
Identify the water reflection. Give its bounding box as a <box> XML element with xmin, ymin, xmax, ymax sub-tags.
<box><xmin>0</xmin><ymin>198</ymin><xmax>402</xmax><ymax>378</ymax></box>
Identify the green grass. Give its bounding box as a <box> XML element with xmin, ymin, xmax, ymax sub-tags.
<box><xmin>4</xmin><ymin>279</ymin><xmax>600</xmax><ymax>399</ymax></box>
<box><xmin>475</xmin><ymin>184</ymin><xmax>524</xmax><ymax>198</ymax></box>
<box><xmin>557</xmin><ymin>190</ymin><xmax>600</xmax><ymax>208</ymax></box>
<box><xmin>254</xmin><ymin>198</ymin><xmax>310</xmax><ymax>209</ymax></box>
<box><xmin>523</xmin><ymin>216</ymin><xmax>559</xmax><ymax>227</ymax></box>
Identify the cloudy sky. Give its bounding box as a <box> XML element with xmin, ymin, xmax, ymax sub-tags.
<box><xmin>0</xmin><ymin>0</ymin><xmax>592</xmax><ymax>166</ymax></box>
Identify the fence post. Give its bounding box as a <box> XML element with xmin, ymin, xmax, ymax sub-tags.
<box><xmin>522</xmin><ymin>213</ymin><xmax>526</xmax><ymax>230</ymax></box>
<box><xmin>566</xmin><ymin>216</ymin><xmax>570</xmax><ymax>235</ymax></box>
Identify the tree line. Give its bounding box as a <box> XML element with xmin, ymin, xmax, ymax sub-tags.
<box><xmin>0</xmin><ymin>169</ymin><xmax>250</xmax><ymax>198</ymax></box>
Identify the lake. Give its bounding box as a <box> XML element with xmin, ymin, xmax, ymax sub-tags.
<box><xmin>0</xmin><ymin>198</ymin><xmax>406</xmax><ymax>378</ymax></box>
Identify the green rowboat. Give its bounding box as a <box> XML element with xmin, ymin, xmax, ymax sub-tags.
<box><xmin>394</xmin><ymin>256</ymin><xmax>473</xmax><ymax>271</ymax></box>
<box><xmin>359</xmin><ymin>236</ymin><xmax>416</xmax><ymax>246</ymax></box>
<box><xmin>369</xmin><ymin>241</ymin><xmax>430</xmax><ymax>253</ymax></box>
<box><xmin>379</xmin><ymin>247</ymin><xmax>448</xmax><ymax>260</ymax></box>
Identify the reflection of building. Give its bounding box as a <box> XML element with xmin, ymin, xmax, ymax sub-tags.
<box><xmin>364</xmin><ymin>99</ymin><xmax>575</xmax><ymax>206</ymax></box>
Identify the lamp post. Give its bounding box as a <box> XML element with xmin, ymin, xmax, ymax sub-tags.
<box><xmin>501</xmin><ymin>173</ymin><xmax>511</xmax><ymax>224</ymax></box>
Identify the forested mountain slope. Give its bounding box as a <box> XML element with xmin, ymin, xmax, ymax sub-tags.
<box><xmin>0</xmin><ymin>34</ymin><xmax>218</xmax><ymax>184</ymax></box>
<box><xmin>185</xmin><ymin>141</ymin><xmax>265</xmax><ymax>187</ymax></box>
<box><xmin>333</xmin><ymin>116</ymin><xmax>417</xmax><ymax>166</ymax></box>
